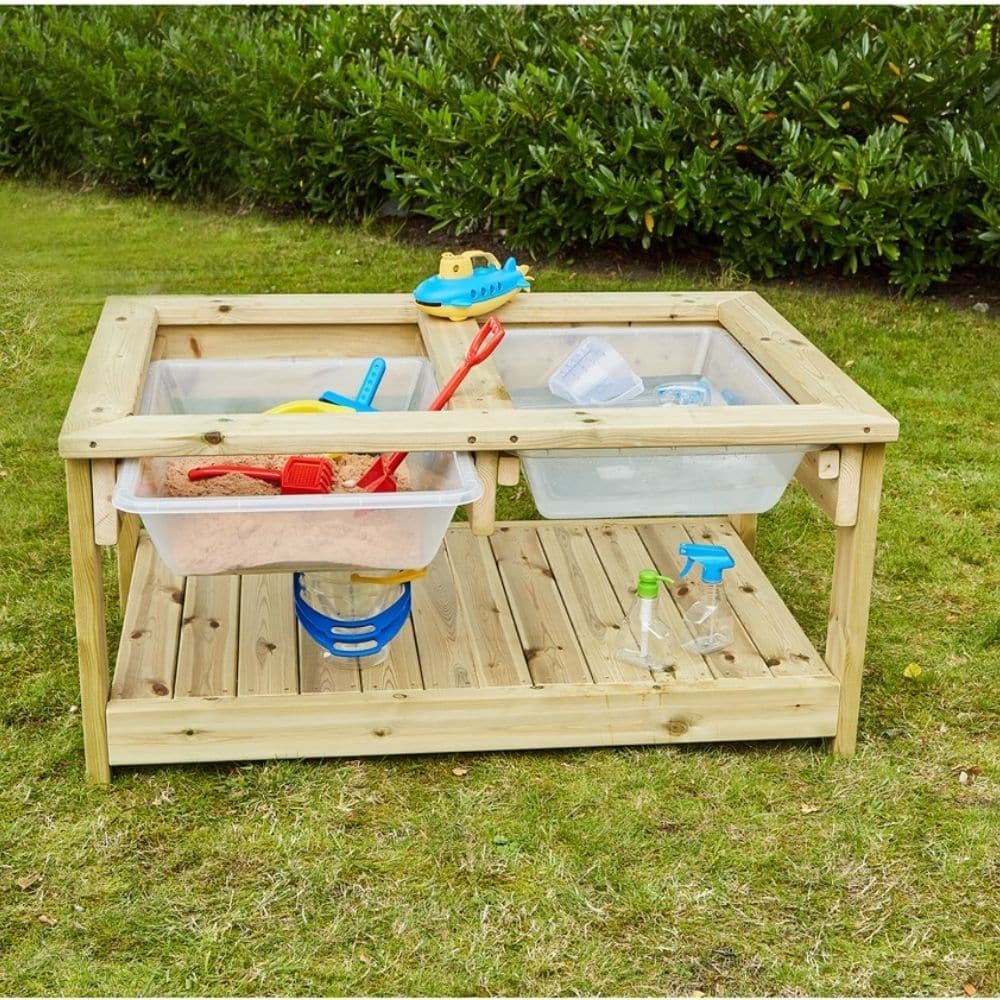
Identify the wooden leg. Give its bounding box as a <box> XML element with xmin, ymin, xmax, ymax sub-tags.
<box><xmin>497</xmin><ymin>453</ymin><xmax>521</xmax><ymax>487</ymax></box>
<box><xmin>825</xmin><ymin>444</ymin><xmax>886</xmax><ymax>756</ymax></box>
<box><xmin>66</xmin><ymin>460</ymin><xmax>111</xmax><ymax>784</ymax></box>
<box><xmin>729</xmin><ymin>513</ymin><xmax>758</xmax><ymax>554</ymax></box>
<box><xmin>116</xmin><ymin>512</ymin><xmax>141</xmax><ymax>611</ymax></box>
<box><xmin>469</xmin><ymin>451</ymin><xmax>499</xmax><ymax>537</ymax></box>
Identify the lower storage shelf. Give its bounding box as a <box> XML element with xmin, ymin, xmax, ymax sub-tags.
<box><xmin>107</xmin><ymin>518</ymin><xmax>839</xmax><ymax>767</ymax></box>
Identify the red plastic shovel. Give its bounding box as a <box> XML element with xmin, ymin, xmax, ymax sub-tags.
<box><xmin>356</xmin><ymin>315</ymin><xmax>507</xmax><ymax>493</ymax></box>
<box><xmin>188</xmin><ymin>455</ymin><xmax>335</xmax><ymax>495</ymax></box>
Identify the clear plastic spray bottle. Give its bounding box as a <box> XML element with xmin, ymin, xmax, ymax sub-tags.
<box><xmin>615</xmin><ymin>570</ymin><xmax>675</xmax><ymax>672</ymax></box>
<box><xmin>677</xmin><ymin>543</ymin><xmax>736</xmax><ymax>654</ymax></box>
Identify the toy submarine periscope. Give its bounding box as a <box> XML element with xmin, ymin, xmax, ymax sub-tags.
<box><xmin>413</xmin><ymin>251</ymin><xmax>532</xmax><ymax>321</ymax></box>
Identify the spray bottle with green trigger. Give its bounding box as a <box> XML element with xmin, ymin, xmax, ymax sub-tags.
<box><xmin>678</xmin><ymin>543</ymin><xmax>736</xmax><ymax>654</ymax></box>
<box><xmin>614</xmin><ymin>570</ymin><xmax>676</xmax><ymax>671</ymax></box>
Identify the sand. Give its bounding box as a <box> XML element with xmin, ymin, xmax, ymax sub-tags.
<box><xmin>164</xmin><ymin>454</ymin><xmax>412</xmax><ymax>497</ymax></box>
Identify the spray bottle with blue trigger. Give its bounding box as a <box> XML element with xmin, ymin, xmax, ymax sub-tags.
<box><xmin>678</xmin><ymin>543</ymin><xmax>736</xmax><ymax>654</ymax></box>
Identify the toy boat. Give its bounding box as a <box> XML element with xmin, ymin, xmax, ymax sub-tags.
<box><xmin>413</xmin><ymin>250</ymin><xmax>532</xmax><ymax>321</ymax></box>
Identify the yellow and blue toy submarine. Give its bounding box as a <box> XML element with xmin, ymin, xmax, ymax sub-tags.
<box><xmin>413</xmin><ymin>250</ymin><xmax>532</xmax><ymax>321</ymax></box>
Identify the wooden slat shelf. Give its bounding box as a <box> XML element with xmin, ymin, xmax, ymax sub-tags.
<box><xmin>106</xmin><ymin>520</ymin><xmax>839</xmax><ymax>767</ymax></box>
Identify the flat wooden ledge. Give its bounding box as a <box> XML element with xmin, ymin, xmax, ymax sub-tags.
<box><xmin>60</xmin><ymin>404</ymin><xmax>899</xmax><ymax>458</ymax></box>
<box><xmin>59</xmin><ymin>291</ymin><xmax>900</xmax><ymax>459</ymax></box>
<box><xmin>106</xmin><ymin>518</ymin><xmax>838</xmax><ymax>768</ymax></box>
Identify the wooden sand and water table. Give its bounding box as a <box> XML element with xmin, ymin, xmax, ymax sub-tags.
<box><xmin>59</xmin><ymin>292</ymin><xmax>899</xmax><ymax>783</ymax></box>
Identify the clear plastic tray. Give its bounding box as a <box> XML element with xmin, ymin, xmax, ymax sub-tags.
<box><xmin>492</xmin><ymin>325</ymin><xmax>814</xmax><ymax>518</ymax></box>
<box><xmin>113</xmin><ymin>358</ymin><xmax>481</xmax><ymax>574</ymax></box>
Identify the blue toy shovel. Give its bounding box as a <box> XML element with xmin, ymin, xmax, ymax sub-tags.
<box><xmin>319</xmin><ymin>357</ymin><xmax>386</xmax><ymax>412</ymax></box>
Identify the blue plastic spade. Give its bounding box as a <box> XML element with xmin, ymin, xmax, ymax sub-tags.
<box><xmin>319</xmin><ymin>357</ymin><xmax>386</xmax><ymax>412</ymax></box>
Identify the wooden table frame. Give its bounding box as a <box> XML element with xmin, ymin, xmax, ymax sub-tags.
<box><xmin>59</xmin><ymin>292</ymin><xmax>898</xmax><ymax>783</ymax></box>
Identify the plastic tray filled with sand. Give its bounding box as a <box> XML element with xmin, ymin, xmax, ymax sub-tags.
<box><xmin>114</xmin><ymin>450</ymin><xmax>480</xmax><ymax>576</ymax></box>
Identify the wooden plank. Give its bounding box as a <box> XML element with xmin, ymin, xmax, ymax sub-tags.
<box><xmin>489</xmin><ymin>526</ymin><xmax>591</xmax><ymax>685</ymax></box>
<box><xmin>174</xmin><ymin>575</ymin><xmax>239</xmax><ymax>697</ymax></box>
<box><xmin>728</xmin><ymin>513</ymin><xmax>757</xmax><ymax>554</ymax></box>
<box><xmin>416</xmin><ymin>314</ymin><xmax>510</xmax><ymax>408</ymax></box>
<box><xmin>795</xmin><ymin>445</ymin><xmax>863</xmax><ymax>527</ymax></box>
<box><xmin>816</xmin><ymin>448</ymin><xmax>841</xmax><ymax>479</ymax></box>
<box><xmin>444</xmin><ymin>529</ymin><xmax>531</xmax><ymax>687</ymax></box>
<box><xmin>719</xmin><ymin>293</ymin><xmax>898</xmax><ymax>428</ymax></box>
<box><xmin>587</xmin><ymin>522</ymin><xmax>713</xmax><ymax>682</ymax></box>
<box><xmin>111</xmin><ymin>534</ymin><xmax>184</xmax><ymax>700</ymax></box>
<box><xmin>411</xmin><ymin>546</ymin><xmax>478</xmax><ymax>690</ymax></box>
<box><xmin>90</xmin><ymin>459</ymin><xmax>118</xmax><ymax>545</ymax></box>
<box><xmin>105</xmin><ymin>675</ymin><xmax>839</xmax><ymax>766</ymax></box>
<box><xmin>497</xmin><ymin>453</ymin><xmax>521</xmax><ymax>486</ymax></box>
<box><xmin>238</xmin><ymin>575</ymin><xmax>298</xmax><ymax>696</ymax></box>
<box><xmin>417</xmin><ymin>313</ymin><xmax>508</xmax><ymax>536</ymax></box>
<box><xmin>497</xmin><ymin>516</ymin><xmax>677</xmax><ymax>530</ymax></box>
<box><xmin>60</xmin><ymin>299</ymin><xmax>158</xmax><ymax>439</ymax></box>
<box><xmin>298</xmin><ymin>625</ymin><xmax>362</xmax><ymax>693</ymax></box>
<box><xmin>145</xmin><ymin>293</ymin><xmax>418</xmax><ymax>326</ymax></box>
<box><xmin>359</xmin><ymin>619</ymin><xmax>423</xmax><ymax>692</ymax></box>
<box><xmin>470</xmin><ymin>451</ymin><xmax>498</xmax><ymax>536</ymax></box>
<box><xmin>116</xmin><ymin>513</ymin><xmax>141</xmax><ymax>611</ymax></box>
<box><xmin>143</xmin><ymin>291</ymin><xmax>736</xmax><ymax>328</ymax></box>
<box><xmin>637</xmin><ymin>522</ymin><xmax>771</xmax><ymax>678</ymax></box>
<box><xmin>682</xmin><ymin>519</ymin><xmax>829</xmax><ymax>678</ymax></box>
<box><xmin>60</xmin><ymin>403</ymin><xmax>899</xmax><ymax>458</ymax></box>
<box><xmin>536</xmin><ymin>525</ymin><xmax>635</xmax><ymax>683</ymax></box>
<box><xmin>65</xmin><ymin>460</ymin><xmax>111</xmax><ymax>783</ymax></box>
<box><xmin>826</xmin><ymin>444</ymin><xmax>887</xmax><ymax>755</ymax></box>
<box><xmin>499</xmin><ymin>292</ymin><xmax>742</xmax><ymax>324</ymax></box>
<box><xmin>153</xmin><ymin>324</ymin><xmax>421</xmax><ymax>361</ymax></box>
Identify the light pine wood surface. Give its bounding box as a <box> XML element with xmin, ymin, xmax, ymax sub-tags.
<box><xmin>65</xmin><ymin>460</ymin><xmax>112</xmax><ymax>783</ymax></box>
<box><xmin>826</xmin><ymin>444</ymin><xmax>887</xmax><ymax>754</ymax></box>
<box><xmin>111</xmin><ymin>534</ymin><xmax>184</xmax><ymax>701</ymax></box>
<box><xmin>60</xmin><ymin>403</ymin><xmax>897</xmax><ymax>458</ymax></box>
<box><xmin>60</xmin><ymin>293</ymin><xmax>895</xmax><ymax>777</ymax></box>
<box><xmin>104</xmin><ymin>521</ymin><xmax>841</xmax><ymax>767</ymax></box>
<box><xmin>58</xmin><ymin>292</ymin><xmax>899</xmax><ymax>458</ymax></box>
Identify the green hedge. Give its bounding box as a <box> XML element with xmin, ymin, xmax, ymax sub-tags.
<box><xmin>2</xmin><ymin>6</ymin><xmax>998</xmax><ymax>293</ymax></box>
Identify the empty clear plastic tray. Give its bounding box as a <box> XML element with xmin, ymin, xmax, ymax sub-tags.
<box><xmin>113</xmin><ymin>358</ymin><xmax>481</xmax><ymax>574</ymax></box>
<box><xmin>492</xmin><ymin>325</ymin><xmax>815</xmax><ymax>518</ymax></box>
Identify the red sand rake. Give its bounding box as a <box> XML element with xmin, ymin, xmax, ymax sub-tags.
<box><xmin>188</xmin><ymin>456</ymin><xmax>335</xmax><ymax>495</ymax></box>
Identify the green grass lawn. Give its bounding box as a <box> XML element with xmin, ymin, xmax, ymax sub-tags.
<box><xmin>0</xmin><ymin>180</ymin><xmax>997</xmax><ymax>997</ymax></box>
